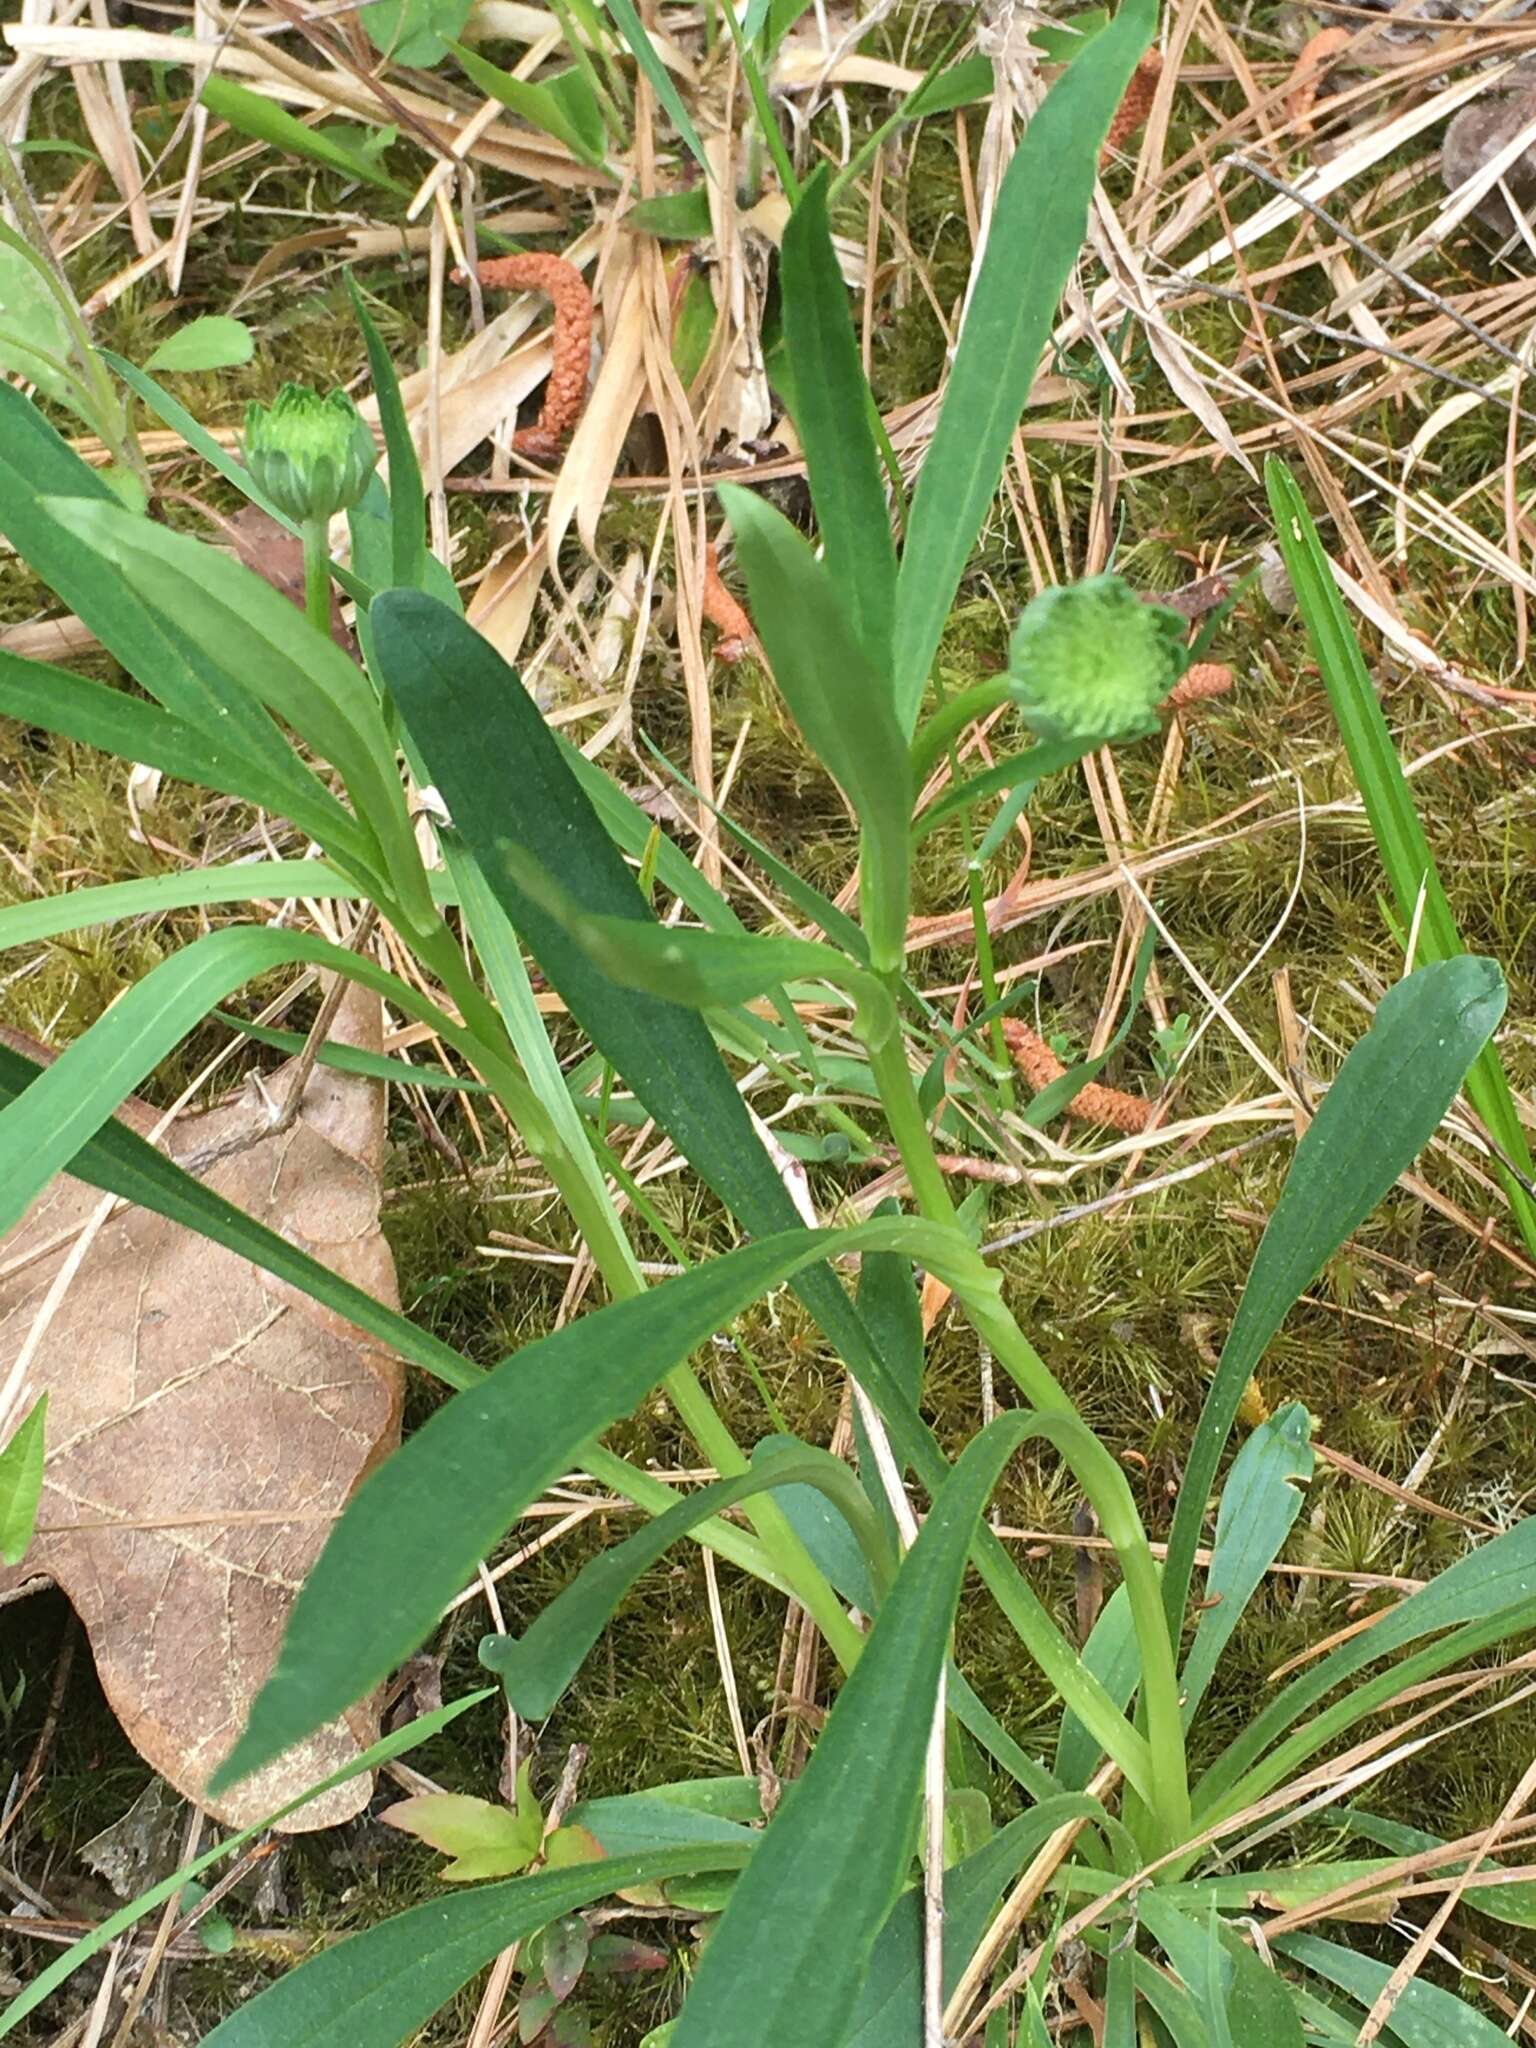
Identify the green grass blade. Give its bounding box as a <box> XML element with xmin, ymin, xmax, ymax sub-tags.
<box><xmin>599</xmin><ymin>0</ymin><xmax>709</xmax><ymax>171</ymax></box>
<box><xmin>348</xmin><ymin>276</ymin><xmax>428</xmax><ymax>593</ymax></box>
<box><xmin>199</xmin><ymin>73</ymin><xmax>407</xmax><ymax>192</ymax></box>
<box><xmin>891</xmin><ymin>0</ymin><xmax>1155</xmax><ymax>731</ymax></box>
<box><xmin>0</xmin><ymin>859</ymin><xmax>357</xmax><ymax>949</ymax></box>
<box><xmin>718</xmin><ymin>483</ymin><xmax>911</xmax><ymax>969</ymax></box>
<box><xmin>0</xmin><ymin>1691</ymin><xmax>494</xmax><ymax>2041</ymax></box>
<box><xmin>1266</xmin><ymin>457</ymin><xmax>1536</xmax><ymax>1255</ymax></box>
<box><xmin>780</xmin><ymin>168</ymin><xmax>897</xmax><ymax>668</ymax></box>
<box><xmin>198</xmin><ymin>1847</ymin><xmax>749</xmax><ymax>2048</ymax></box>
<box><xmin>1162</xmin><ymin>956</ymin><xmax>1506</xmax><ymax>1639</ymax></box>
<box><xmin>210</xmin><ymin>1010</ymin><xmax>490</xmax><ymax>1094</ymax></box>
<box><xmin>1195</xmin><ymin>1510</ymin><xmax>1536</xmax><ymax>1822</ymax></box>
<box><xmin>211</xmin><ymin>1215</ymin><xmax>953</xmax><ymax>1794</ymax></box>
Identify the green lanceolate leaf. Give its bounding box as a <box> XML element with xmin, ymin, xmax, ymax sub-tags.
<box><xmin>671</xmin><ymin>1408</ymin><xmax>1131</xmax><ymax>2048</ymax></box>
<box><xmin>0</xmin><ymin>1038</ymin><xmax>480</xmax><ymax>1394</ymax></box>
<box><xmin>200</xmin><ymin>74</ymin><xmax>407</xmax><ymax>192</ymax></box>
<box><xmin>481</xmin><ymin>1447</ymin><xmax>890</xmax><ymax>1718</ymax></box>
<box><xmin>780</xmin><ymin>167</ymin><xmax>897</xmax><ymax>670</ymax></box>
<box><xmin>0</xmin><ymin>860</ymin><xmax>352</xmax><ymax>949</ymax></box>
<box><xmin>1162</xmin><ymin>956</ymin><xmax>1506</xmax><ymax>1637</ymax></box>
<box><xmin>211</xmin><ymin>1217</ymin><xmax>958</xmax><ymax>1794</ymax></box>
<box><xmin>1139</xmin><ymin>1899</ymin><xmax>1303</xmax><ymax>2048</ymax></box>
<box><xmin>891</xmin><ymin>0</ymin><xmax>1156</xmax><ymax>731</ymax></box>
<box><xmin>349</xmin><ymin>276</ymin><xmax>428</xmax><ymax>593</ymax></box>
<box><xmin>1196</xmin><ymin>1510</ymin><xmax>1536</xmax><ymax>1822</ymax></box>
<box><xmin>1266</xmin><ymin>457</ymin><xmax>1536</xmax><ymax>1256</ymax></box>
<box><xmin>43</xmin><ymin>497</ymin><xmax>433</xmax><ymax>933</ymax></box>
<box><xmin>842</xmin><ymin>1801</ymin><xmax>1112</xmax><ymax>2048</ymax></box>
<box><xmin>1275</xmin><ymin>1933</ymin><xmax>1511</xmax><ymax>2047</ymax></box>
<box><xmin>143</xmin><ymin>315</ymin><xmax>254</xmax><ymax>373</ymax></box>
<box><xmin>0</xmin><ymin>925</ymin><xmax>488</xmax><ymax>1241</ymax></box>
<box><xmin>1179</xmin><ymin>1401</ymin><xmax>1313</xmax><ymax>1722</ymax></box>
<box><xmin>199</xmin><ymin>1848</ymin><xmax>749</xmax><ymax>2048</ymax></box>
<box><xmin>447</xmin><ymin>43</ymin><xmax>608</xmax><ymax>165</ymax></box>
<box><xmin>600</xmin><ymin>0</ymin><xmax>709</xmax><ymax>172</ymax></box>
<box><xmin>509</xmin><ymin>850</ymin><xmax>895</xmax><ymax>1043</ymax></box>
<box><xmin>0</xmin><ymin>1396</ymin><xmax>48</xmax><ymax>1565</ymax></box>
<box><xmin>0</xmin><ymin>650</ymin><xmax>353</xmax><ymax>838</ymax></box>
<box><xmin>621</xmin><ymin>188</ymin><xmax>713</xmax><ymax>238</ymax></box>
<box><xmin>717</xmin><ymin>484</ymin><xmax>911</xmax><ymax>969</ymax></box>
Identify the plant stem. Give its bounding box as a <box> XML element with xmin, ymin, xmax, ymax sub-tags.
<box><xmin>867</xmin><ymin>982</ymin><xmax>1192</xmax><ymax>1852</ymax></box>
<box><xmin>302</xmin><ymin>519</ymin><xmax>332</xmax><ymax>635</ymax></box>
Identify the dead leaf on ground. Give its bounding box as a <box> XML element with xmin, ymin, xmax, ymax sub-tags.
<box><xmin>0</xmin><ymin>984</ymin><xmax>402</xmax><ymax>1830</ymax></box>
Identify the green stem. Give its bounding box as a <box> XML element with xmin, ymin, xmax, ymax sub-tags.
<box><xmin>867</xmin><ymin>984</ymin><xmax>1191</xmax><ymax>1853</ymax></box>
<box><xmin>302</xmin><ymin>519</ymin><xmax>332</xmax><ymax>636</ymax></box>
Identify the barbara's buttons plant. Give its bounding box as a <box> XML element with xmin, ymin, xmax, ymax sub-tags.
<box><xmin>1007</xmin><ymin>570</ymin><xmax>1188</xmax><ymax>741</ymax></box>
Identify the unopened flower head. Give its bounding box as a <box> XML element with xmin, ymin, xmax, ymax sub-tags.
<box><xmin>1007</xmin><ymin>573</ymin><xmax>1187</xmax><ymax>743</ymax></box>
<box><xmin>243</xmin><ymin>384</ymin><xmax>379</xmax><ymax>526</ymax></box>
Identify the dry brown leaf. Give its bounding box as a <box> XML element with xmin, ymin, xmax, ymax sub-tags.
<box><xmin>0</xmin><ymin>986</ymin><xmax>402</xmax><ymax>1830</ymax></box>
<box><xmin>547</xmin><ymin>252</ymin><xmax>649</xmax><ymax>558</ymax></box>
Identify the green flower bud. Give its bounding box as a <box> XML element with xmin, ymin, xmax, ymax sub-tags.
<box><xmin>243</xmin><ymin>383</ymin><xmax>379</xmax><ymax>526</ymax></box>
<box><xmin>1007</xmin><ymin>573</ymin><xmax>1187</xmax><ymax>743</ymax></box>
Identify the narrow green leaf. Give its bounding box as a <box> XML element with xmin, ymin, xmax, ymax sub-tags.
<box><xmin>0</xmin><ymin>1690</ymin><xmax>494</xmax><ymax>2039</ymax></box>
<box><xmin>143</xmin><ymin>315</ymin><xmax>254</xmax><ymax>373</ymax></box>
<box><xmin>1179</xmin><ymin>1402</ymin><xmax>1312</xmax><ymax>1721</ymax></box>
<box><xmin>600</xmin><ymin>0</ymin><xmax>709</xmax><ymax>172</ymax></box>
<box><xmin>1276</xmin><ymin>1933</ymin><xmax>1511</xmax><ymax>2047</ymax></box>
<box><xmin>0</xmin><ymin>925</ymin><xmax>476</xmax><ymax>1241</ymax></box>
<box><xmin>621</xmin><ymin>188</ymin><xmax>712</xmax><ymax>238</ymax></box>
<box><xmin>45</xmin><ymin>497</ymin><xmax>433</xmax><ymax>932</ymax></box>
<box><xmin>199</xmin><ymin>74</ymin><xmax>407</xmax><ymax>192</ymax></box>
<box><xmin>0</xmin><ymin>859</ymin><xmax>356</xmax><ymax>949</ymax></box>
<box><xmin>1162</xmin><ymin>956</ymin><xmax>1506</xmax><ymax>1638</ymax></box>
<box><xmin>198</xmin><ymin>1848</ymin><xmax>748</xmax><ymax>2048</ymax></box>
<box><xmin>1196</xmin><ymin>1521</ymin><xmax>1536</xmax><ymax>1823</ymax></box>
<box><xmin>843</xmin><ymin>1802</ymin><xmax>1109</xmax><ymax>2048</ymax></box>
<box><xmin>1336</xmin><ymin>1810</ymin><xmax>1536</xmax><ymax>1928</ymax></box>
<box><xmin>781</xmin><ymin>168</ymin><xmax>897</xmax><ymax>670</ymax></box>
<box><xmin>349</xmin><ymin>276</ymin><xmax>428</xmax><ymax>593</ymax></box>
<box><xmin>0</xmin><ymin>1396</ymin><xmax>47</xmax><ymax>1565</ymax></box>
<box><xmin>480</xmin><ymin>1447</ymin><xmax>887</xmax><ymax>1717</ymax></box>
<box><xmin>904</xmin><ymin>51</ymin><xmax>994</xmax><ymax>117</ymax></box>
<box><xmin>212</xmin><ymin>1216</ymin><xmax>957</xmax><ymax>1793</ymax></box>
<box><xmin>1267</xmin><ymin>458</ymin><xmax>1536</xmax><ymax>1254</ymax></box>
<box><xmin>671</xmin><ymin>1408</ymin><xmax>1125</xmax><ymax>2048</ymax></box>
<box><xmin>0</xmin><ymin>651</ymin><xmax>356</xmax><ymax>843</ymax></box>
<box><xmin>210</xmin><ymin>1010</ymin><xmax>490</xmax><ymax>1094</ymax></box>
<box><xmin>0</xmin><ymin>233</ymin><xmax>84</xmax><ymax>415</ymax></box>
<box><xmin>447</xmin><ymin>43</ymin><xmax>609</xmax><ymax>164</ymax></box>
<box><xmin>891</xmin><ymin>0</ymin><xmax>1156</xmax><ymax>730</ymax></box>
<box><xmin>718</xmin><ymin>483</ymin><xmax>911</xmax><ymax>968</ymax></box>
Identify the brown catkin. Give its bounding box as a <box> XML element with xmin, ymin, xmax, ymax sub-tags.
<box><xmin>1101</xmin><ymin>50</ymin><xmax>1163</xmax><ymax>164</ymax></box>
<box><xmin>1000</xmin><ymin>1019</ymin><xmax>1153</xmax><ymax>1134</ymax></box>
<box><xmin>702</xmin><ymin>543</ymin><xmax>757</xmax><ymax>663</ymax></box>
<box><xmin>1165</xmin><ymin>661</ymin><xmax>1234</xmax><ymax>710</ymax></box>
<box><xmin>459</xmin><ymin>253</ymin><xmax>593</xmax><ymax>459</ymax></box>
